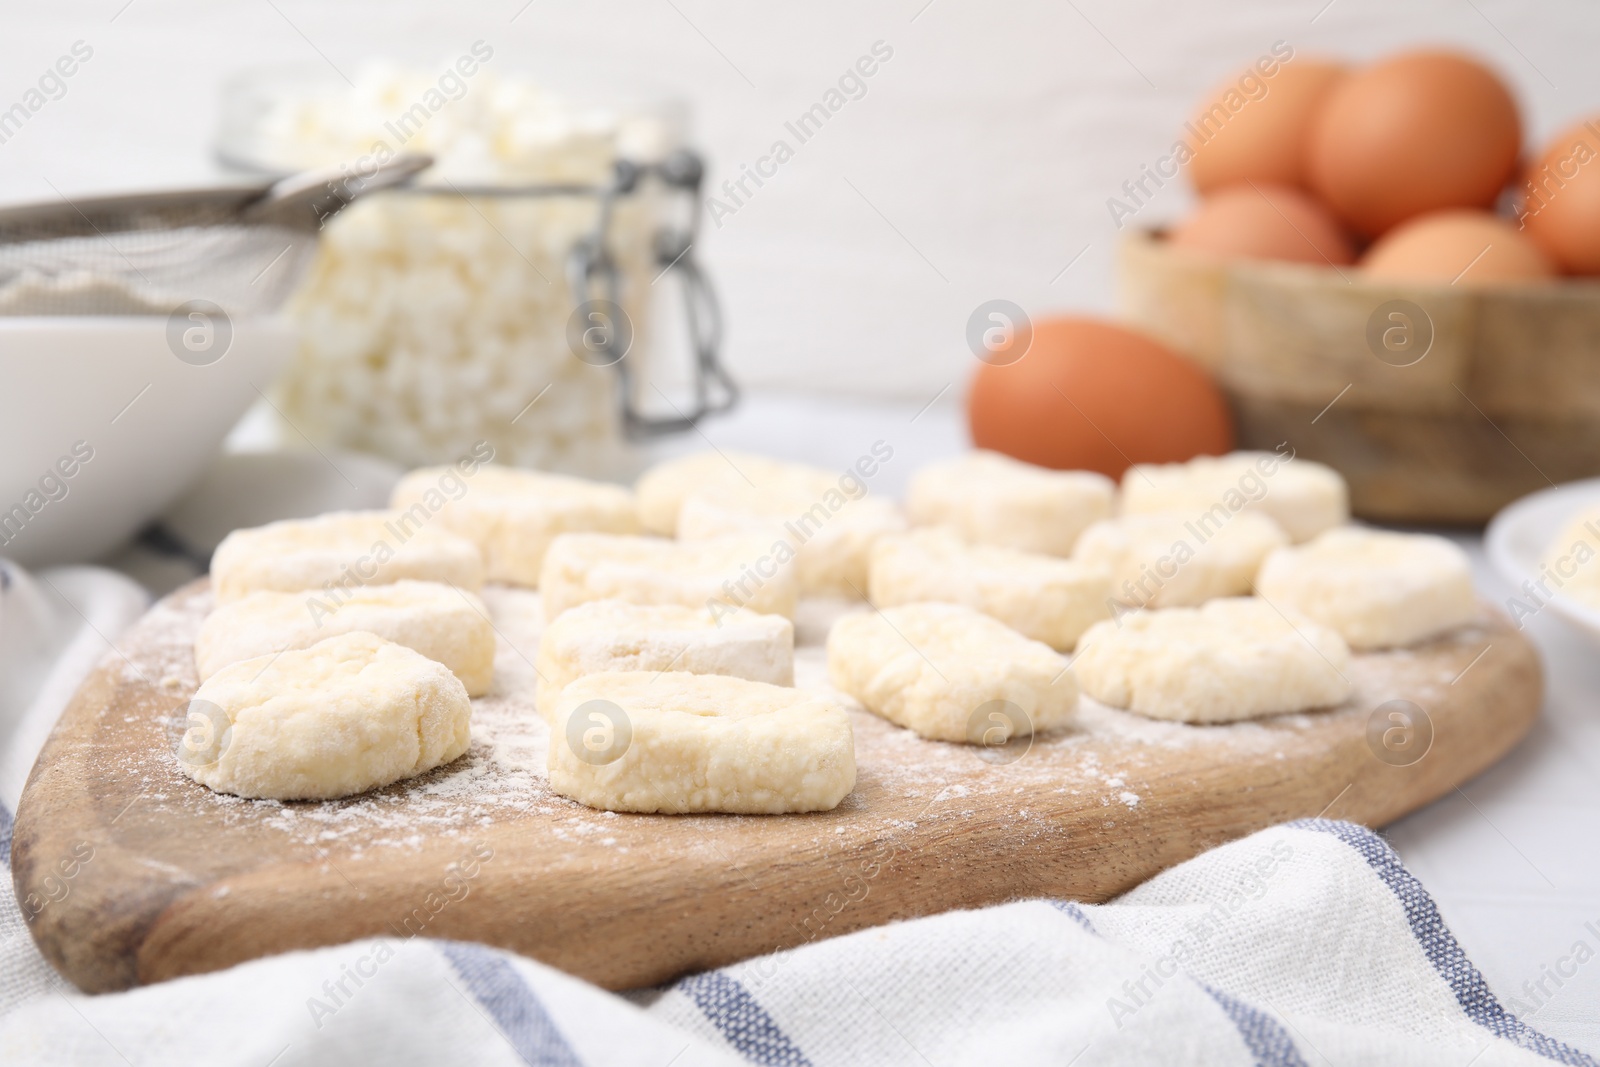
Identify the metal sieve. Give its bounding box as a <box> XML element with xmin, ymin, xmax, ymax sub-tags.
<box><xmin>0</xmin><ymin>154</ymin><xmax>431</xmax><ymax>317</ymax></box>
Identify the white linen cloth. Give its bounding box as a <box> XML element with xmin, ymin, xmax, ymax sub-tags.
<box><xmin>0</xmin><ymin>564</ymin><xmax>1595</xmax><ymax>1065</ymax></box>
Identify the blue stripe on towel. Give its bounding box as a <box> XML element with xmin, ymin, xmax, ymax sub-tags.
<box><xmin>1049</xmin><ymin>897</ymin><xmax>1307</xmax><ymax>1066</ymax></box>
<box><xmin>1</xmin><ymin>800</ymin><xmax>12</xmax><ymax>868</ymax></box>
<box><xmin>440</xmin><ymin>941</ymin><xmax>583</xmax><ymax>1066</ymax></box>
<box><xmin>1289</xmin><ymin>818</ymin><xmax>1599</xmax><ymax>1067</ymax></box>
<box><xmin>677</xmin><ymin>971</ymin><xmax>813</xmax><ymax>1067</ymax></box>
<box><xmin>1048</xmin><ymin>899</ymin><xmax>1097</xmax><ymax>933</ymax></box>
<box><xmin>1200</xmin><ymin>984</ymin><xmax>1310</xmax><ymax>1067</ymax></box>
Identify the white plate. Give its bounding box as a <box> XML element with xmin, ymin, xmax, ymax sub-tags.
<box><xmin>1484</xmin><ymin>477</ymin><xmax>1600</xmax><ymax>637</ymax></box>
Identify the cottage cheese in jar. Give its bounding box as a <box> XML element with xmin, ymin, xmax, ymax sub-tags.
<box><xmin>223</xmin><ymin>58</ymin><xmax>680</xmax><ymax>479</ymax></box>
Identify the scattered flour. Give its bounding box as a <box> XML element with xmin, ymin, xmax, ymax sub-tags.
<box><xmin>91</xmin><ymin>583</ymin><xmax>1503</xmax><ymax>866</ymax></box>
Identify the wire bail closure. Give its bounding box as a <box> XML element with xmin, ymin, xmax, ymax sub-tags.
<box><xmin>566</xmin><ymin>150</ymin><xmax>737</xmax><ymax>439</ymax></box>
<box><xmin>382</xmin><ymin>148</ymin><xmax>737</xmax><ymax>441</ymax></box>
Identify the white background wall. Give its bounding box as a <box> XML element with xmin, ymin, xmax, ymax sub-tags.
<box><xmin>4</xmin><ymin>0</ymin><xmax>1598</xmax><ymax>407</ymax></box>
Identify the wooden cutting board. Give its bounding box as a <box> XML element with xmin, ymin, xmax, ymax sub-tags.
<box><xmin>12</xmin><ymin>579</ymin><xmax>1541</xmax><ymax>994</ymax></box>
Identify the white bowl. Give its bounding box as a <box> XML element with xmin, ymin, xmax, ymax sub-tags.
<box><xmin>1484</xmin><ymin>477</ymin><xmax>1600</xmax><ymax>637</ymax></box>
<box><xmin>0</xmin><ymin>316</ymin><xmax>295</xmax><ymax>568</ymax></box>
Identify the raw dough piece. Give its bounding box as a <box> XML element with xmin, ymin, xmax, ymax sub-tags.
<box><xmin>546</xmin><ymin>671</ymin><xmax>854</xmax><ymax>813</ymax></box>
<box><xmin>677</xmin><ymin>483</ymin><xmax>905</xmax><ymax>596</ymax></box>
<box><xmin>195</xmin><ymin>580</ymin><xmax>496</xmax><ymax>695</ymax></box>
<box><xmin>1074</xmin><ymin>510</ymin><xmax>1289</xmax><ymax>608</ymax></box>
<box><xmin>1120</xmin><ymin>451</ymin><xmax>1348</xmax><ymax>544</ymax></box>
<box><xmin>1255</xmin><ymin>527</ymin><xmax>1476</xmax><ymax>649</ymax></box>
<box><xmin>390</xmin><ymin>463</ymin><xmax>639</xmax><ymax>588</ymax></box>
<box><xmin>210</xmin><ymin>511</ymin><xmax>483</xmax><ymax>604</ymax></box>
<box><xmin>1071</xmin><ymin>597</ymin><xmax>1352</xmax><ymax>723</ymax></box>
<box><xmin>905</xmin><ymin>450</ymin><xmax>1114</xmax><ymax>556</ymax></box>
<box><xmin>180</xmin><ymin>632</ymin><xmax>472</xmax><ymax>800</ymax></box>
<box><xmin>540</xmin><ymin>534</ymin><xmax>799</xmax><ymax>621</ymax></box>
<box><xmin>868</xmin><ymin>529</ymin><xmax>1111</xmax><ymax>650</ymax></box>
<box><xmin>634</xmin><ymin>451</ymin><xmax>837</xmax><ymax>536</ymax></box>
<box><xmin>827</xmin><ymin>602</ymin><xmax>1076</xmax><ymax>742</ymax></box>
<box><xmin>536</xmin><ymin>599</ymin><xmax>794</xmax><ymax>716</ymax></box>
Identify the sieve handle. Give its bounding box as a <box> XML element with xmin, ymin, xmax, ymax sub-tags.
<box><xmin>240</xmin><ymin>153</ymin><xmax>434</xmax><ymax>232</ymax></box>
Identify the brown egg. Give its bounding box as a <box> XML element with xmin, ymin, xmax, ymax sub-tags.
<box><xmin>1307</xmin><ymin>51</ymin><xmax>1521</xmax><ymax>238</ymax></box>
<box><xmin>1187</xmin><ymin>58</ymin><xmax>1347</xmax><ymax>193</ymax></box>
<box><xmin>1362</xmin><ymin>210</ymin><xmax>1554</xmax><ymax>285</ymax></box>
<box><xmin>1168</xmin><ymin>183</ymin><xmax>1355</xmax><ymax>265</ymax></box>
<box><xmin>967</xmin><ymin>317</ymin><xmax>1233</xmax><ymax>480</ymax></box>
<box><xmin>1522</xmin><ymin>119</ymin><xmax>1600</xmax><ymax>274</ymax></box>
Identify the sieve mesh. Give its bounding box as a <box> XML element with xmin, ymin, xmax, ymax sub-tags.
<box><xmin>0</xmin><ymin>225</ymin><xmax>315</xmax><ymax>316</ymax></box>
<box><xmin>0</xmin><ymin>157</ymin><xmax>429</xmax><ymax>316</ymax></box>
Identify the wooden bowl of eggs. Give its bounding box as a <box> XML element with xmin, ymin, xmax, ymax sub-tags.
<box><xmin>1116</xmin><ymin>47</ymin><xmax>1600</xmax><ymax>524</ymax></box>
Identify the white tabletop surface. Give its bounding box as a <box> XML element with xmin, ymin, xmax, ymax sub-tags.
<box><xmin>664</xmin><ymin>389</ymin><xmax>1600</xmax><ymax>1053</ymax></box>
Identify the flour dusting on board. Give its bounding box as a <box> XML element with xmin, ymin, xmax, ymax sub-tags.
<box><xmin>100</xmin><ymin>583</ymin><xmax>1501</xmax><ymax>861</ymax></box>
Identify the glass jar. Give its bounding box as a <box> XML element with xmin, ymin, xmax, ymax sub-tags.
<box><xmin>216</xmin><ymin>62</ymin><xmax>732</xmax><ymax>480</ymax></box>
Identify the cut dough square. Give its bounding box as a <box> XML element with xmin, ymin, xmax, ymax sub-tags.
<box><xmin>390</xmin><ymin>463</ymin><xmax>639</xmax><ymax>588</ymax></box>
<box><xmin>634</xmin><ymin>451</ymin><xmax>838</xmax><ymax>536</ymax></box>
<box><xmin>210</xmin><ymin>511</ymin><xmax>484</xmax><ymax>604</ymax></box>
<box><xmin>905</xmin><ymin>450</ymin><xmax>1114</xmax><ymax>556</ymax></box>
<box><xmin>677</xmin><ymin>483</ymin><xmax>905</xmax><ymax>597</ymax></box>
<box><xmin>1073</xmin><ymin>510</ymin><xmax>1289</xmax><ymax>608</ymax></box>
<box><xmin>536</xmin><ymin>599</ymin><xmax>793</xmax><ymax>716</ymax></box>
<box><xmin>546</xmin><ymin>671</ymin><xmax>855</xmax><ymax>813</ymax></box>
<box><xmin>195</xmin><ymin>579</ymin><xmax>496</xmax><ymax>696</ymax></box>
<box><xmin>181</xmin><ymin>632</ymin><xmax>472</xmax><ymax>800</ymax></box>
<box><xmin>827</xmin><ymin>602</ymin><xmax>1076</xmax><ymax>742</ymax></box>
<box><xmin>1071</xmin><ymin>597</ymin><xmax>1352</xmax><ymax>723</ymax></box>
<box><xmin>868</xmin><ymin>529</ymin><xmax>1111</xmax><ymax>650</ymax></box>
<box><xmin>1119</xmin><ymin>451</ymin><xmax>1348</xmax><ymax>544</ymax></box>
<box><xmin>539</xmin><ymin>534</ymin><xmax>799</xmax><ymax>622</ymax></box>
<box><xmin>1255</xmin><ymin>527</ymin><xmax>1477</xmax><ymax>649</ymax></box>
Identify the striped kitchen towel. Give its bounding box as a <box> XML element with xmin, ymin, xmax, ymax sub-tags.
<box><xmin>1</xmin><ymin>817</ymin><xmax>1593</xmax><ymax>1066</ymax></box>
